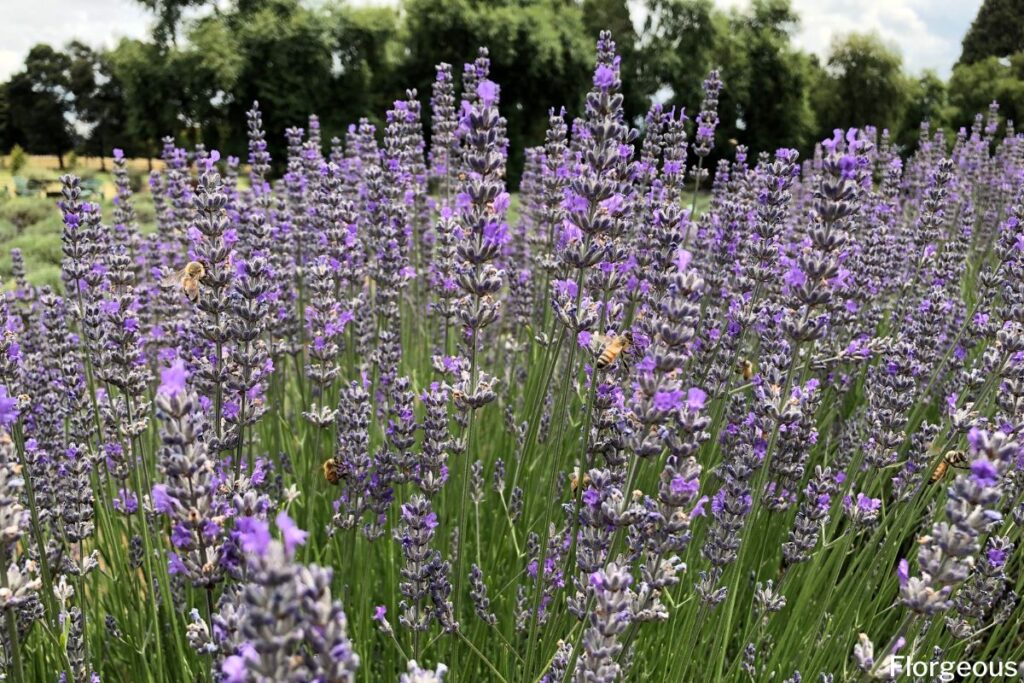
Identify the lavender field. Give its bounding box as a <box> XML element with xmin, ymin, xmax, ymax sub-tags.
<box><xmin>0</xmin><ymin>30</ymin><xmax>1022</xmax><ymax>682</ymax></box>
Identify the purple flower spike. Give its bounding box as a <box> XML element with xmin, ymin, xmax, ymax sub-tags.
<box><xmin>970</xmin><ymin>457</ymin><xmax>999</xmax><ymax>487</ymax></box>
<box><xmin>0</xmin><ymin>385</ymin><xmax>19</xmax><ymax>428</ymax></box>
<box><xmin>276</xmin><ymin>511</ymin><xmax>308</xmax><ymax>557</ymax></box>
<box><xmin>686</xmin><ymin>388</ymin><xmax>707</xmax><ymax>412</ymax></box>
<box><xmin>158</xmin><ymin>359</ymin><xmax>188</xmax><ymax>397</ymax></box>
<box><xmin>237</xmin><ymin>517</ymin><xmax>271</xmax><ymax>557</ymax></box>
<box><xmin>477</xmin><ymin>79</ymin><xmax>499</xmax><ymax>106</ymax></box>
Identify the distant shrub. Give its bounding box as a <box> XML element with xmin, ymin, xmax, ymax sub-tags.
<box><xmin>128</xmin><ymin>170</ymin><xmax>146</xmax><ymax>193</ymax></box>
<box><xmin>23</xmin><ymin>168</ymin><xmax>57</xmax><ymax>183</ymax></box>
<box><xmin>133</xmin><ymin>195</ymin><xmax>157</xmax><ymax>231</ymax></box>
<box><xmin>0</xmin><ymin>197</ymin><xmax>55</xmax><ymax>233</ymax></box>
<box><xmin>0</xmin><ymin>220</ymin><xmax>16</xmax><ymax>243</ymax></box>
<box><xmin>66</xmin><ymin>151</ymin><xmax>78</xmax><ymax>169</ymax></box>
<box><xmin>9</xmin><ymin>145</ymin><xmax>26</xmax><ymax>176</ymax></box>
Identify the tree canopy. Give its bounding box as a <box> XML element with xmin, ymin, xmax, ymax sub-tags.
<box><xmin>1</xmin><ymin>0</ymin><xmax>1022</xmax><ymax>179</ymax></box>
<box><xmin>959</xmin><ymin>0</ymin><xmax>1024</xmax><ymax>65</ymax></box>
<box><xmin>813</xmin><ymin>32</ymin><xmax>908</xmax><ymax>135</ymax></box>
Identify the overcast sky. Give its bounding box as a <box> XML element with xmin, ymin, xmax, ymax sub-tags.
<box><xmin>1</xmin><ymin>0</ymin><xmax>980</xmax><ymax>82</ymax></box>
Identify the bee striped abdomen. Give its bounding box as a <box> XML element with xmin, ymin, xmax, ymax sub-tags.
<box><xmin>931</xmin><ymin>450</ymin><xmax>967</xmax><ymax>483</ymax></box>
<box><xmin>594</xmin><ymin>334</ymin><xmax>629</xmax><ymax>370</ymax></box>
<box><xmin>930</xmin><ymin>460</ymin><xmax>949</xmax><ymax>483</ymax></box>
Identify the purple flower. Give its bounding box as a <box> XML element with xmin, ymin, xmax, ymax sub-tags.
<box><xmin>424</xmin><ymin>512</ymin><xmax>439</xmax><ymax>530</ymax></box>
<box><xmin>582</xmin><ymin>489</ymin><xmax>600</xmax><ymax>507</ymax></box>
<box><xmin>987</xmin><ymin>546</ymin><xmax>1008</xmax><ymax>569</ymax></box>
<box><xmin>593</xmin><ymin>64</ymin><xmax>615</xmax><ymax>89</ymax></box>
<box><xmin>856</xmin><ymin>493</ymin><xmax>880</xmax><ymax>512</ymax></box>
<box><xmin>237</xmin><ymin>516</ymin><xmax>271</xmax><ymax>556</ymax></box>
<box><xmin>670</xmin><ymin>476</ymin><xmax>699</xmax><ymax>497</ymax></box>
<box><xmin>653</xmin><ymin>389</ymin><xmax>684</xmax><ymax>412</ymax></box>
<box><xmin>897</xmin><ymin>558</ymin><xmax>909</xmax><ymax>587</ymax></box>
<box><xmin>686</xmin><ymin>387</ymin><xmax>707</xmax><ymax>412</ymax></box>
<box><xmin>152</xmin><ymin>484</ymin><xmax>173</xmax><ymax>514</ymax></box>
<box><xmin>222</xmin><ymin>644</ymin><xmax>258</xmax><ymax>683</ymax></box>
<box><xmin>690</xmin><ymin>495</ymin><xmax>709</xmax><ymax>518</ymax></box>
<box><xmin>275</xmin><ymin>511</ymin><xmax>308</xmax><ymax>557</ymax></box>
<box><xmin>492</xmin><ymin>192</ymin><xmax>511</xmax><ymax>214</ymax></box>
<box><xmin>373</xmin><ymin>605</ymin><xmax>387</xmax><ymax>622</ymax></box>
<box><xmin>171</xmin><ymin>524</ymin><xmax>192</xmax><ymax>549</ymax></box>
<box><xmin>222</xmin><ymin>656</ymin><xmax>247</xmax><ymax>683</ymax></box>
<box><xmin>967</xmin><ymin>427</ymin><xmax>985</xmax><ymax>452</ymax></box>
<box><xmin>783</xmin><ymin>263</ymin><xmax>806</xmax><ymax>289</ymax></box>
<box><xmin>168</xmin><ymin>552</ymin><xmax>187</xmax><ymax>575</ymax></box>
<box><xmin>675</xmin><ymin>249</ymin><xmax>692</xmax><ymax>272</ymax></box>
<box><xmin>158</xmin><ymin>359</ymin><xmax>188</xmax><ymax>397</ymax></box>
<box><xmin>970</xmin><ymin>457</ymin><xmax>999</xmax><ymax>487</ymax></box>
<box><xmin>113</xmin><ymin>489</ymin><xmax>138</xmax><ymax>514</ymax></box>
<box><xmin>477</xmin><ymin>79</ymin><xmax>499</xmax><ymax>106</ymax></box>
<box><xmin>0</xmin><ymin>385</ymin><xmax>18</xmax><ymax>428</ymax></box>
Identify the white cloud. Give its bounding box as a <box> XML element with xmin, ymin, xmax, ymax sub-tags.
<box><xmin>713</xmin><ymin>0</ymin><xmax>979</xmax><ymax>77</ymax></box>
<box><xmin>0</xmin><ymin>0</ymin><xmax>152</xmax><ymax>79</ymax></box>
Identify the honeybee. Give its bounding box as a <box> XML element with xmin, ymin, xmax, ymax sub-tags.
<box><xmin>322</xmin><ymin>458</ymin><xmax>341</xmax><ymax>484</ymax></box>
<box><xmin>736</xmin><ymin>358</ymin><xmax>754</xmax><ymax>381</ymax></box>
<box><xmin>591</xmin><ymin>331</ymin><xmax>632</xmax><ymax>370</ymax></box>
<box><xmin>931</xmin><ymin>450</ymin><xmax>968</xmax><ymax>483</ymax></box>
<box><xmin>162</xmin><ymin>261</ymin><xmax>206</xmax><ymax>302</ymax></box>
<box><xmin>569</xmin><ymin>468</ymin><xmax>591</xmax><ymax>494</ymax></box>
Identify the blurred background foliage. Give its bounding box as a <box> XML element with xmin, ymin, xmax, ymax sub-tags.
<box><xmin>0</xmin><ymin>0</ymin><xmax>1021</xmax><ymax>187</ymax></box>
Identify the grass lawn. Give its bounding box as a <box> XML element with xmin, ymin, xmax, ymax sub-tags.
<box><xmin>0</xmin><ymin>154</ymin><xmax>161</xmax><ymax>288</ymax></box>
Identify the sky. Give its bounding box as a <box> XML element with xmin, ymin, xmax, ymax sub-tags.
<box><xmin>0</xmin><ymin>0</ymin><xmax>982</xmax><ymax>81</ymax></box>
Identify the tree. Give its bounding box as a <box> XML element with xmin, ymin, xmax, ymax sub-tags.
<box><xmin>0</xmin><ymin>85</ymin><xmax>10</xmax><ymax>152</ymax></box>
<box><xmin>174</xmin><ymin>15</ymin><xmax>245</xmax><ymax>150</ymax></box>
<box><xmin>108</xmin><ymin>39</ymin><xmax>182</xmax><ymax>163</ymax></box>
<box><xmin>222</xmin><ymin>0</ymin><xmax>337</xmax><ymax>165</ymax></box>
<box><xmin>894</xmin><ymin>71</ymin><xmax>951</xmax><ymax>152</ymax></box>
<box><xmin>949</xmin><ymin>54</ymin><xmax>1024</xmax><ymax>131</ymax></box>
<box><xmin>400</xmin><ymin>0</ymin><xmax>593</xmax><ymax>185</ymax></box>
<box><xmin>323</xmin><ymin>4</ymin><xmax>402</xmax><ymax>132</ymax></box>
<box><xmin>6</xmin><ymin>44</ymin><xmax>75</xmax><ymax>168</ymax></box>
<box><xmin>959</xmin><ymin>0</ymin><xmax>1024</xmax><ymax>65</ymax></box>
<box><xmin>133</xmin><ymin>0</ymin><xmax>211</xmax><ymax>46</ymax></box>
<box><xmin>66</xmin><ymin>42</ymin><xmax>138</xmax><ymax>166</ymax></box>
<box><xmin>813</xmin><ymin>32</ymin><xmax>908</xmax><ymax>136</ymax></box>
<box><xmin>716</xmin><ymin>0</ymin><xmax>815</xmax><ymax>155</ymax></box>
<box><xmin>641</xmin><ymin>0</ymin><xmax>718</xmax><ymax>116</ymax></box>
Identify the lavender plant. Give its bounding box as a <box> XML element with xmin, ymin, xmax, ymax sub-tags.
<box><xmin>4</xmin><ymin>31</ymin><xmax>1024</xmax><ymax>683</ymax></box>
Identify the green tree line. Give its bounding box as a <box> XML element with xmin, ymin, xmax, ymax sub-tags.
<box><xmin>0</xmin><ymin>0</ymin><xmax>1020</xmax><ymax>181</ymax></box>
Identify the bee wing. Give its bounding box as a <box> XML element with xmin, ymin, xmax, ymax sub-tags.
<box><xmin>160</xmin><ymin>267</ymin><xmax>187</xmax><ymax>289</ymax></box>
<box><xmin>589</xmin><ymin>332</ymin><xmax>611</xmax><ymax>355</ymax></box>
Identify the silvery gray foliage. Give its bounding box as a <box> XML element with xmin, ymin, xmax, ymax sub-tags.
<box><xmin>217</xmin><ymin>518</ymin><xmax>359</xmax><ymax>683</ymax></box>
<box><xmin>574</xmin><ymin>560</ymin><xmax>635</xmax><ymax>683</ymax></box>
<box><xmin>900</xmin><ymin>429</ymin><xmax>1016</xmax><ymax>617</ymax></box>
<box><xmin>395</xmin><ymin>495</ymin><xmax>456</xmax><ymax>634</ymax></box>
